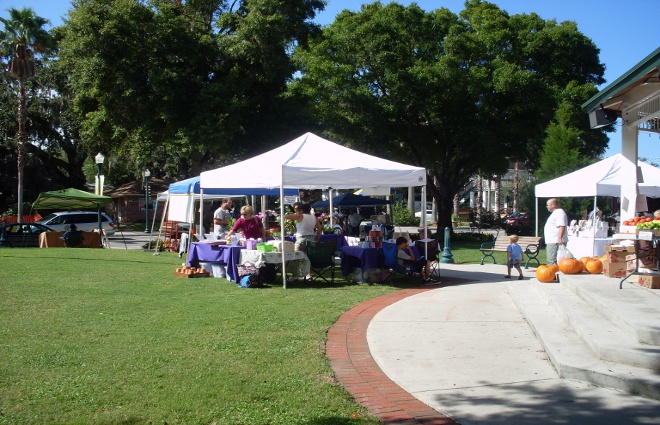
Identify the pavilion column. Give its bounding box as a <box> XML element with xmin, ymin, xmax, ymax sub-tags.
<box><xmin>620</xmin><ymin>119</ymin><xmax>641</xmax><ymax>221</ymax></box>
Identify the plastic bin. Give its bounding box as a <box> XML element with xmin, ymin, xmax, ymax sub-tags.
<box><xmin>199</xmin><ymin>261</ymin><xmax>226</xmax><ymax>278</ymax></box>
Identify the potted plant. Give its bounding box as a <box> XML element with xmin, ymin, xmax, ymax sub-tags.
<box><xmin>451</xmin><ymin>214</ymin><xmax>461</xmax><ymax>227</ymax></box>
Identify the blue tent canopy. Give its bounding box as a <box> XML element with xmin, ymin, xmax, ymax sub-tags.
<box><xmin>168</xmin><ymin>176</ymin><xmax>298</xmax><ymax>196</ymax></box>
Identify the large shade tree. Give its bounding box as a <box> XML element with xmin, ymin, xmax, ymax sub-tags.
<box><xmin>0</xmin><ymin>7</ymin><xmax>54</xmax><ymax>218</ymax></box>
<box><xmin>291</xmin><ymin>0</ymin><xmax>607</xmax><ymax>229</ymax></box>
<box><xmin>58</xmin><ymin>0</ymin><xmax>325</xmax><ymax>179</ymax></box>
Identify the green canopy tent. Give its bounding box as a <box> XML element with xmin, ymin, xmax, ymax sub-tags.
<box><xmin>32</xmin><ymin>189</ymin><xmax>113</xmax><ymax>247</ymax></box>
<box><xmin>32</xmin><ymin>188</ymin><xmax>112</xmax><ymax>210</ymax></box>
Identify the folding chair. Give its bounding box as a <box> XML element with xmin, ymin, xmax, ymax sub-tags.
<box><xmin>382</xmin><ymin>242</ymin><xmax>422</xmax><ymax>285</ymax></box>
<box><xmin>306</xmin><ymin>240</ymin><xmax>337</xmax><ymax>284</ymax></box>
<box><xmin>415</xmin><ymin>239</ymin><xmax>440</xmax><ymax>279</ymax></box>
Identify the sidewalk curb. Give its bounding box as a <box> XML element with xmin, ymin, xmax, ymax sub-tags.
<box><xmin>326</xmin><ymin>280</ymin><xmax>470</xmax><ymax>424</ymax></box>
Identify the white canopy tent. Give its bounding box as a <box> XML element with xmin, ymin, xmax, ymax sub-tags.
<box><xmin>534</xmin><ymin>154</ymin><xmax>660</xmax><ymax>236</ymax></box>
<box><xmin>200</xmin><ymin>132</ymin><xmax>427</xmax><ymax>288</ymax></box>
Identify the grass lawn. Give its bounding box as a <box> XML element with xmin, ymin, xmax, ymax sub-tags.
<box><xmin>0</xmin><ymin>240</ymin><xmax>542</xmax><ymax>424</ymax></box>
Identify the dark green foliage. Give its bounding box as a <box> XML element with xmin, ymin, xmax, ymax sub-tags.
<box><xmin>291</xmin><ymin>0</ymin><xmax>606</xmax><ymax>230</ymax></box>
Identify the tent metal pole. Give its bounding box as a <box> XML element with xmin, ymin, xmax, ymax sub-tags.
<box><xmin>535</xmin><ymin>198</ymin><xmax>539</xmax><ymax>237</ymax></box>
<box><xmin>280</xmin><ymin>184</ymin><xmax>287</xmax><ymax>289</ymax></box>
<box><xmin>422</xmin><ymin>185</ymin><xmax>428</xmax><ymax>260</ymax></box>
<box><xmin>153</xmin><ymin>195</ymin><xmax>169</xmax><ymax>254</ymax></box>
<box><xmin>593</xmin><ymin>196</ymin><xmax>597</xmax><ymax>251</ymax></box>
<box><xmin>329</xmin><ymin>188</ymin><xmax>333</xmax><ymax>227</ymax></box>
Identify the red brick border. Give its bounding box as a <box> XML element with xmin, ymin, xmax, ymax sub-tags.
<box><xmin>327</xmin><ymin>281</ymin><xmax>469</xmax><ymax>424</ymax></box>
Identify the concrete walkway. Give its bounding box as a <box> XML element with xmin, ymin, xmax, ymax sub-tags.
<box><xmin>327</xmin><ymin>263</ymin><xmax>660</xmax><ymax>424</ymax></box>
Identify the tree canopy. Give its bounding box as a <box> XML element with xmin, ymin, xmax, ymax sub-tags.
<box><xmin>58</xmin><ymin>0</ymin><xmax>326</xmax><ymax>178</ymax></box>
<box><xmin>290</xmin><ymin>0</ymin><xmax>608</xmax><ymax>228</ymax></box>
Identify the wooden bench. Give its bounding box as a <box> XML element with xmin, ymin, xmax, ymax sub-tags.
<box><xmin>480</xmin><ymin>234</ymin><xmax>542</xmax><ymax>269</ymax></box>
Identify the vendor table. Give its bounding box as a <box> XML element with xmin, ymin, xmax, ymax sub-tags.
<box><xmin>282</xmin><ymin>234</ymin><xmax>348</xmax><ymax>251</ymax></box>
<box><xmin>567</xmin><ymin>236</ymin><xmax>614</xmax><ymax>258</ymax></box>
<box><xmin>340</xmin><ymin>245</ymin><xmax>420</xmax><ymax>282</ymax></box>
<box><xmin>39</xmin><ymin>231</ymin><xmax>102</xmax><ymax>248</ymax></box>
<box><xmin>319</xmin><ymin>234</ymin><xmax>348</xmax><ymax>251</ymax></box>
<box><xmin>187</xmin><ymin>243</ymin><xmax>243</xmax><ymax>282</ymax></box>
<box><xmin>240</xmin><ymin>250</ymin><xmax>310</xmax><ymax>281</ymax></box>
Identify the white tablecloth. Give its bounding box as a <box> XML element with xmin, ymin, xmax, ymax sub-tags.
<box><xmin>567</xmin><ymin>236</ymin><xmax>614</xmax><ymax>258</ymax></box>
<box><xmin>240</xmin><ymin>250</ymin><xmax>310</xmax><ymax>277</ymax></box>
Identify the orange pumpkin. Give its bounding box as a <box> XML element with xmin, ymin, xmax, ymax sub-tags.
<box><xmin>559</xmin><ymin>258</ymin><xmax>583</xmax><ymax>274</ymax></box>
<box><xmin>536</xmin><ymin>265</ymin><xmax>556</xmax><ymax>283</ymax></box>
<box><xmin>546</xmin><ymin>263</ymin><xmax>559</xmax><ymax>274</ymax></box>
<box><xmin>579</xmin><ymin>257</ymin><xmax>592</xmax><ymax>272</ymax></box>
<box><xmin>585</xmin><ymin>259</ymin><xmax>603</xmax><ymax>274</ymax></box>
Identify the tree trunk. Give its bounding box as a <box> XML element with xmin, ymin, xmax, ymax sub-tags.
<box><xmin>513</xmin><ymin>161</ymin><xmax>520</xmax><ymax>213</ymax></box>
<box><xmin>16</xmin><ymin>81</ymin><xmax>26</xmax><ymax>219</ymax></box>
<box><xmin>476</xmin><ymin>176</ymin><xmax>483</xmax><ymax>217</ymax></box>
<box><xmin>494</xmin><ymin>177</ymin><xmax>501</xmax><ymax>214</ymax></box>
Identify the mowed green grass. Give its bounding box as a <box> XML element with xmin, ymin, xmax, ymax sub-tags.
<box><xmin>0</xmin><ymin>241</ymin><xmax>534</xmax><ymax>424</ymax></box>
<box><xmin>0</xmin><ymin>248</ymin><xmax>391</xmax><ymax>424</ymax></box>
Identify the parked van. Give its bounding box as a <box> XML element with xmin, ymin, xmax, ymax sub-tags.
<box><xmin>37</xmin><ymin>211</ymin><xmax>116</xmax><ymax>235</ymax></box>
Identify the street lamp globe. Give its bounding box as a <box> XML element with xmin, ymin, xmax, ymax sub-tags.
<box><xmin>95</xmin><ymin>152</ymin><xmax>105</xmax><ymax>165</ymax></box>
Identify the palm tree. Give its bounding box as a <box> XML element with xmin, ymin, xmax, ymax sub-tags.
<box><xmin>0</xmin><ymin>8</ymin><xmax>53</xmax><ymax>219</ymax></box>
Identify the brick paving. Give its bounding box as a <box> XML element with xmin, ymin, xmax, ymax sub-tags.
<box><xmin>326</xmin><ymin>280</ymin><xmax>470</xmax><ymax>424</ymax></box>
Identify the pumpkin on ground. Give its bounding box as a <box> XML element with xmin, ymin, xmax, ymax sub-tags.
<box><xmin>585</xmin><ymin>258</ymin><xmax>603</xmax><ymax>274</ymax></box>
<box><xmin>559</xmin><ymin>258</ymin><xmax>583</xmax><ymax>274</ymax></box>
<box><xmin>536</xmin><ymin>265</ymin><xmax>556</xmax><ymax>283</ymax></box>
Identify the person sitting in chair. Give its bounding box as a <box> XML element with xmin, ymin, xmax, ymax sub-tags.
<box><xmin>61</xmin><ymin>223</ymin><xmax>84</xmax><ymax>248</ymax></box>
<box><xmin>415</xmin><ymin>229</ymin><xmax>439</xmax><ymax>280</ymax></box>
<box><xmin>396</xmin><ymin>236</ymin><xmax>433</xmax><ymax>282</ymax></box>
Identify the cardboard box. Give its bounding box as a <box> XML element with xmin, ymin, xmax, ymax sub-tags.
<box><xmin>604</xmin><ymin>252</ymin><xmax>626</xmax><ymax>263</ymax></box>
<box><xmin>636</xmin><ymin>273</ymin><xmax>660</xmax><ymax>289</ymax></box>
<box><xmin>603</xmin><ymin>260</ymin><xmax>628</xmax><ymax>278</ymax></box>
<box><xmin>626</xmin><ymin>256</ymin><xmax>657</xmax><ymax>271</ymax></box>
<box><xmin>605</xmin><ymin>244</ymin><xmax>636</xmax><ymax>253</ymax></box>
<box><xmin>636</xmin><ymin>228</ymin><xmax>660</xmax><ymax>237</ymax></box>
<box><xmin>619</xmin><ymin>225</ymin><xmax>638</xmax><ymax>234</ymax></box>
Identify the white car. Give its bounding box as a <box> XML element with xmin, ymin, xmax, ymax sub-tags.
<box><xmin>415</xmin><ymin>209</ymin><xmax>433</xmax><ymax>218</ymax></box>
<box><xmin>37</xmin><ymin>211</ymin><xmax>116</xmax><ymax>235</ymax></box>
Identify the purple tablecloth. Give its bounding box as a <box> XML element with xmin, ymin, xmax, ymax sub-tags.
<box><xmin>340</xmin><ymin>244</ymin><xmax>420</xmax><ymax>276</ymax></box>
<box><xmin>282</xmin><ymin>233</ymin><xmax>347</xmax><ymax>250</ymax></box>
<box><xmin>320</xmin><ymin>233</ymin><xmax>348</xmax><ymax>251</ymax></box>
<box><xmin>340</xmin><ymin>246</ymin><xmax>383</xmax><ymax>276</ymax></box>
<box><xmin>187</xmin><ymin>243</ymin><xmax>245</xmax><ymax>283</ymax></box>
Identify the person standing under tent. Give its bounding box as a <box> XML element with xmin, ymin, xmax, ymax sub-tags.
<box><xmin>226</xmin><ymin>205</ymin><xmax>265</xmax><ymax>241</ymax></box>
<box><xmin>285</xmin><ymin>203</ymin><xmax>322</xmax><ymax>254</ymax></box>
<box><xmin>544</xmin><ymin>198</ymin><xmax>568</xmax><ymax>264</ymax></box>
<box><xmin>213</xmin><ymin>198</ymin><xmax>233</xmax><ymax>238</ymax></box>
<box><xmin>347</xmin><ymin>209</ymin><xmax>362</xmax><ymax>237</ymax></box>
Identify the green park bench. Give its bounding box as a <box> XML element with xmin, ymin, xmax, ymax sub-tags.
<box><xmin>480</xmin><ymin>234</ymin><xmax>542</xmax><ymax>269</ymax></box>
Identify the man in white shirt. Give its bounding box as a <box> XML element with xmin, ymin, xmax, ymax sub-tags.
<box><xmin>544</xmin><ymin>198</ymin><xmax>568</xmax><ymax>264</ymax></box>
<box><xmin>347</xmin><ymin>209</ymin><xmax>362</xmax><ymax>237</ymax></box>
<box><xmin>213</xmin><ymin>198</ymin><xmax>233</xmax><ymax>238</ymax></box>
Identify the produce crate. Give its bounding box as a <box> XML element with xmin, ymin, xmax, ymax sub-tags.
<box><xmin>603</xmin><ymin>260</ymin><xmax>627</xmax><ymax>278</ymax></box>
<box><xmin>605</xmin><ymin>244</ymin><xmax>635</xmax><ymax>253</ymax></box>
<box><xmin>637</xmin><ymin>273</ymin><xmax>660</xmax><ymax>289</ymax></box>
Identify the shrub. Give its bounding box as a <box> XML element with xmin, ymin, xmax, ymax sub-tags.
<box><xmin>451</xmin><ymin>232</ymin><xmax>494</xmax><ymax>243</ymax></box>
<box><xmin>393</xmin><ymin>202</ymin><xmax>418</xmax><ymax>226</ymax></box>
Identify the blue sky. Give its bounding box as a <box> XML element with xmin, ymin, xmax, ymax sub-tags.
<box><xmin>6</xmin><ymin>0</ymin><xmax>660</xmax><ymax>160</ymax></box>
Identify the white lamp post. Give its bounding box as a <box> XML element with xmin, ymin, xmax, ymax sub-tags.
<box><xmin>95</xmin><ymin>153</ymin><xmax>105</xmax><ymax>247</ymax></box>
<box><xmin>144</xmin><ymin>169</ymin><xmax>151</xmax><ymax>233</ymax></box>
